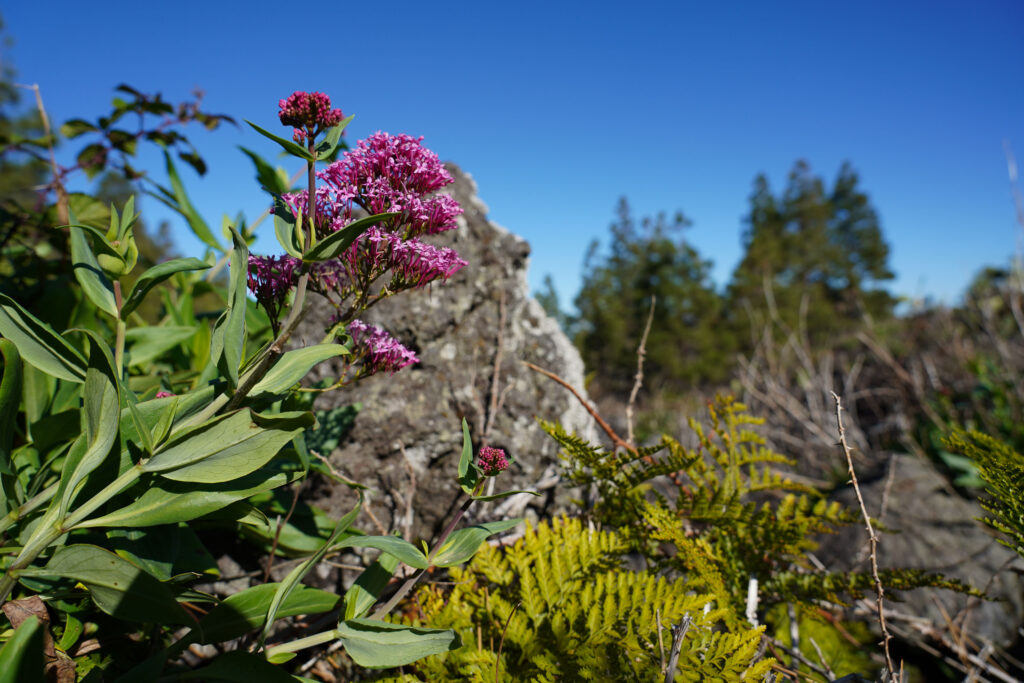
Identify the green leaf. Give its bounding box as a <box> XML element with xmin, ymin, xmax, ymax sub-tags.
<box><xmin>59</xmin><ymin>330</ymin><xmax>120</xmax><ymax>516</ymax></box>
<box><xmin>261</xmin><ymin>500</ymin><xmax>361</xmax><ymax>642</ymax></box>
<box><xmin>272</xmin><ymin>195</ymin><xmax>304</xmax><ymax>259</ymax></box>
<box><xmin>67</xmin><ymin>193</ymin><xmax>110</xmax><ymax>227</ymax></box>
<box><xmin>335</xmin><ymin>619</ymin><xmax>460</xmax><ymax>668</ymax></box>
<box><xmin>120</xmin><ymin>258</ymin><xmax>211</xmax><ymax>319</ymax></box>
<box><xmin>473</xmin><ymin>488</ymin><xmax>541</xmax><ymax>502</ymax></box>
<box><xmin>343</xmin><ymin>552</ymin><xmax>399</xmax><ymax>620</ymax></box>
<box><xmin>457</xmin><ymin>418</ymin><xmax>478</xmax><ymax>495</ymax></box>
<box><xmin>303</xmin><ymin>213</ymin><xmax>396</xmax><ymax>262</ymax></box>
<box><xmin>180</xmin><ymin>651</ymin><xmax>296</xmax><ymax>682</ymax></box>
<box><xmin>143</xmin><ymin>410</ymin><xmax>312</xmax><ymax>483</ymax></box>
<box><xmin>163</xmin><ymin>151</ymin><xmax>221</xmax><ymax>250</ymax></box>
<box><xmin>431</xmin><ymin>519</ymin><xmax>521</xmax><ymax>568</ymax></box>
<box><xmin>124</xmin><ymin>390</ymin><xmax>155</xmax><ymax>455</ymax></box>
<box><xmin>197</xmin><ymin>582</ymin><xmax>340</xmax><ymax>644</ymax></box>
<box><xmin>125</xmin><ymin>326</ymin><xmax>197</xmax><ymax>367</ymax></box>
<box><xmin>59</xmin><ymin>118</ymin><xmax>98</xmax><ymax>139</ymax></box>
<box><xmin>336</xmin><ymin>535</ymin><xmax>429</xmax><ymax>570</ymax></box>
<box><xmin>0</xmin><ymin>339</ymin><xmax>22</xmax><ymax>477</ymax></box>
<box><xmin>238</xmin><ymin>146</ymin><xmax>291</xmax><ymax>196</ymax></box>
<box><xmin>0</xmin><ymin>293</ymin><xmax>86</xmax><ymax>383</ymax></box>
<box><xmin>249</xmin><ymin>345</ymin><xmax>349</xmax><ymax>398</ymax></box>
<box><xmin>246</xmin><ymin>120</ymin><xmax>313</xmax><ymax>161</ymax></box>
<box><xmin>213</xmin><ymin>226</ymin><xmax>248</xmax><ymax>387</ymax></box>
<box><xmin>21</xmin><ymin>544</ymin><xmax>191</xmax><ymax>624</ymax></box>
<box><xmin>76</xmin><ymin>464</ymin><xmax>301</xmax><ymax>528</ymax></box>
<box><xmin>314</xmin><ymin>115</ymin><xmax>353</xmax><ymax>159</ymax></box>
<box><xmin>68</xmin><ymin>226</ymin><xmax>118</xmax><ymax>316</ymax></box>
<box><xmin>0</xmin><ymin>616</ymin><xmax>44</xmax><ymax>683</ymax></box>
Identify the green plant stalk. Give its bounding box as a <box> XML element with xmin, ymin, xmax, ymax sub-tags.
<box><xmin>113</xmin><ymin>280</ymin><xmax>126</xmax><ymax>380</ymax></box>
<box><xmin>0</xmin><ymin>465</ymin><xmax>143</xmax><ymax>602</ymax></box>
<box><xmin>263</xmin><ymin>627</ymin><xmax>339</xmax><ymax>659</ymax></box>
<box><xmin>0</xmin><ymin>483</ymin><xmax>58</xmax><ymax>537</ymax></box>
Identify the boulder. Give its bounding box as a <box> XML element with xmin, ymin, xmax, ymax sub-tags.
<box><xmin>294</xmin><ymin>163</ymin><xmax>596</xmax><ymax>541</ymax></box>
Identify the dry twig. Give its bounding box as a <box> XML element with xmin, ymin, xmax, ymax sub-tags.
<box><xmin>831</xmin><ymin>391</ymin><xmax>898</xmax><ymax>681</ymax></box>
<box><xmin>626</xmin><ymin>296</ymin><xmax>656</xmax><ymax>446</ymax></box>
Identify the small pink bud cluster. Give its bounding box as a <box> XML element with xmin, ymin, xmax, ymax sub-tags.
<box><xmin>247</xmin><ymin>254</ymin><xmax>300</xmax><ymax>327</ymax></box>
<box><xmin>347</xmin><ymin>320</ymin><xmax>419</xmax><ymax>376</ymax></box>
<box><xmin>477</xmin><ymin>447</ymin><xmax>509</xmax><ymax>476</ymax></box>
<box><xmin>278</xmin><ymin>91</ymin><xmax>344</xmax><ymax>143</ymax></box>
<box><xmin>155</xmin><ymin>391</ymin><xmax>176</xmax><ymax>399</ymax></box>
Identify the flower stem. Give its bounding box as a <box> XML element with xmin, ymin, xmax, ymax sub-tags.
<box><xmin>370</xmin><ymin>480</ymin><xmax>484</xmax><ymax>619</ymax></box>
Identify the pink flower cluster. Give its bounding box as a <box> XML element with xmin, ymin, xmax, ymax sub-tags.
<box><xmin>477</xmin><ymin>446</ymin><xmax>509</xmax><ymax>476</ymax></box>
<box><xmin>319</xmin><ymin>132</ymin><xmax>463</xmax><ymax>238</ymax></box>
<box><xmin>247</xmin><ymin>254</ymin><xmax>299</xmax><ymax>326</ymax></box>
<box><xmin>347</xmin><ymin>319</ymin><xmax>419</xmax><ymax>376</ymax></box>
<box><xmin>278</xmin><ymin>91</ymin><xmax>344</xmax><ymax>143</ymax></box>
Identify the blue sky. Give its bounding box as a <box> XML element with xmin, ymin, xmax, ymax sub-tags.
<box><xmin>5</xmin><ymin>0</ymin><xmax>1023</xmax><ymax>306</ymax></box>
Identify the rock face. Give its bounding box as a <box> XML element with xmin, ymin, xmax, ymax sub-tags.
<box><xmin>818</xmin><ymin>454</ymin><xmax>1024</xmax><ymax>647</ymax></box>
<box><xmin>295</xmin><ymin>163</ymin><xmax>595</xmax><ymax>540</ymax></box>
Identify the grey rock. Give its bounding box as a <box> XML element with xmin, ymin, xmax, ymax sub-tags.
<box><xmin>818</xmin><ymin>454</ymin><xmax>1024</xmax><ymax>647</ymax></box>
<box><xmin>295</xmin><ymin>163</ymin><xmax>595</xmax><ymax>541</ymax></box>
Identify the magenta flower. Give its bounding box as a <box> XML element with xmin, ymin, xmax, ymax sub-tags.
<box><xmin>477</xmin><ymin>447</ymin><xmax>509</xmax><ymax>476</ymax></box>
<box><xmin>278</xmin><ymin>91</ymin><xmax>344</xmax><ymax>141</ymax></box>
<box><xmin>248</xmin><ymin>254</ymin><xmax>300</xmax><ymax>329</ymax></box>
<box><xmin>155</xmin><ymin>391</ymin><xmax>176</xmax><ymax>399</ymax></box>
<box><xmin>347</xmin><ymin>319</ymin><xmax>419</xmax><ymax>376</ymax></box>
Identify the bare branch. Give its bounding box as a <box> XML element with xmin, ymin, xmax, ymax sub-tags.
<box><xmin>626</xmin><ymin>296</ymin><xmax>656</xmax><ymax>446</ymax></box>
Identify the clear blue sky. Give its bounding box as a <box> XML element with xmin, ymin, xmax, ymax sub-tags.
<box><xmin>5</xmin><ymin>0</ymin><xmax>1023</xmax><ymax>306</ymax></box>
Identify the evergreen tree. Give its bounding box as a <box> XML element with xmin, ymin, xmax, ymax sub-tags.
<box><xmin>574</xmin><ymin>198</ymin><xmax>730</xmax><ymax>394</ymax></box>
<box><xmin>728</xmin><ymin>160</ymin><xmax>894</xmax><ymax>348</ymax></box>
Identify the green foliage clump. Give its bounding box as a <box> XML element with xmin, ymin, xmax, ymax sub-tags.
<box><xmin>399</xmin><ymin>516</ymin><xmax>773</xmax><ymax>682</ymax></box>
<box><xmin>945</xmin><ymin>430</ymin><xmax>1024</xmax><ymax>559</ymax></box>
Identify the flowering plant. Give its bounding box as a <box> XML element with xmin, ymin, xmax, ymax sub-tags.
<box><xmin>0</xmin><ymin>90</ymin><xmax>532</xmax><ymax>679</ymax></box>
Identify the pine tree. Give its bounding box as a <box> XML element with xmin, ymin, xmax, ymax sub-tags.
<box><xmin>574</xmin><ymin>198</ymin><xmax>730</xmax><ymax>394</ymax></box>
<box><xmin>728</xmin><ymin>161</ymin><xmax>895</xmax><ymax>349</ymax></box>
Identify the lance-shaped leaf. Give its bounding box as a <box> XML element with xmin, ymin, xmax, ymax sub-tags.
<box><xmin>59</xmin><ymin>330</ymin><xmax>120</xmax><ymax>516</ymax></box>
<box><xmin>211</xmin><ymin>226</ymin><xmax>248</xmax><ymax>387</ymax></box>
<box><xmin>68</xmin><ymin>225</ymin><xmax>117</xmax><ymax>317</ymax></box>
<box><xmin>120</xmin><ymin>258</ymin><xmax>211</xmax><ymax>319</ymax></box>
<box><xmin>143</xmin><ymin>410</ymin><xmax>312</xmax><ymax>483</ymax></box>
<box><xmin>195</xmin><ymin>582</ymin><xmax>340</xmax><ymax>645</ymax></box>
<box><xmin>457</xmin><ymin>417</ymin><xmax>479</xmax><ymax>495</ymax></box>
<box><xmin>0</xmin><ymin>339</ymin><xmax>22</xmax><ymax>477</ymax></box>
<box><xmin>473</xmin><ymin>488</ymin><xmax>542</xmax><ymax>502</ymax></box>
<box><xmin>162</xmin><ymin>151</ymin><xmax>221</xmax><ymax>250</ymax></box>
<box><xmin>314</xmin><ymin>114</ymin><xmax>353</xmax><ymax>159</ymax></box>
<box><xmin>272</xmin><ymin>196</ymin><xmax>303</xmax><ymax>259</ymax></box>
<box><xmin>75</xmin><ymin>464</ymin><xmax>301</xmax><ymax>528</ymax></box>
<box><xmin>125</xmin><ymin>326</ymin><xmax>197</xmax><ymax>367</ymax></box>
<box><xmin>246</xmin><ymin>120</ymin><xmax>313</xmax><ymax>161</ymax></box>
<box><xmin>303</xmin><ymin>212</ymin><xmax>396</xmax><ymax>263</ymax></box>
<box><xmin>20</xmin><ymin>544</ymin><xmax>191</xmax><ymax>625</ymax></box>
<box><xmin>343</xmin><ymin>552</ymin><xmax>399</xmax><ymax>620</ymax></box>
<box><xmin>336</xmin><ymin>535</ymin><xmax>429</xmax><ymax>570</ymax></box>
<box><xmin>0</xmin><ymin>293</ymin><xmax>86</xmax><ymax>383</ymax></box>
<box><xmin>0</xmin><ymin>615</ymin><xmax>44</xmax><ymax>683</ymax></box>
<box><xmin>238</xmin><ymin>146</ymin><xmax>291</xmax><ymax>196</ymax></box>
<box><xmin>261</xmin><ymin>500</ymin><xmax>360</xmax><ymax>643</ymax></box>
<box><xmin>248</xmin><ymin>344</ymin><xmax>349</xmax><ymax>398</ymax></box>
<box><xmin>335</xmin><ymin>619</ymin><xmax>460</xmax><ymax>668</ymax></box>
<box><xmin>431</xmin><ymin>518</ymin><xmax>521</xmax><ymax>568</ymax></box>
